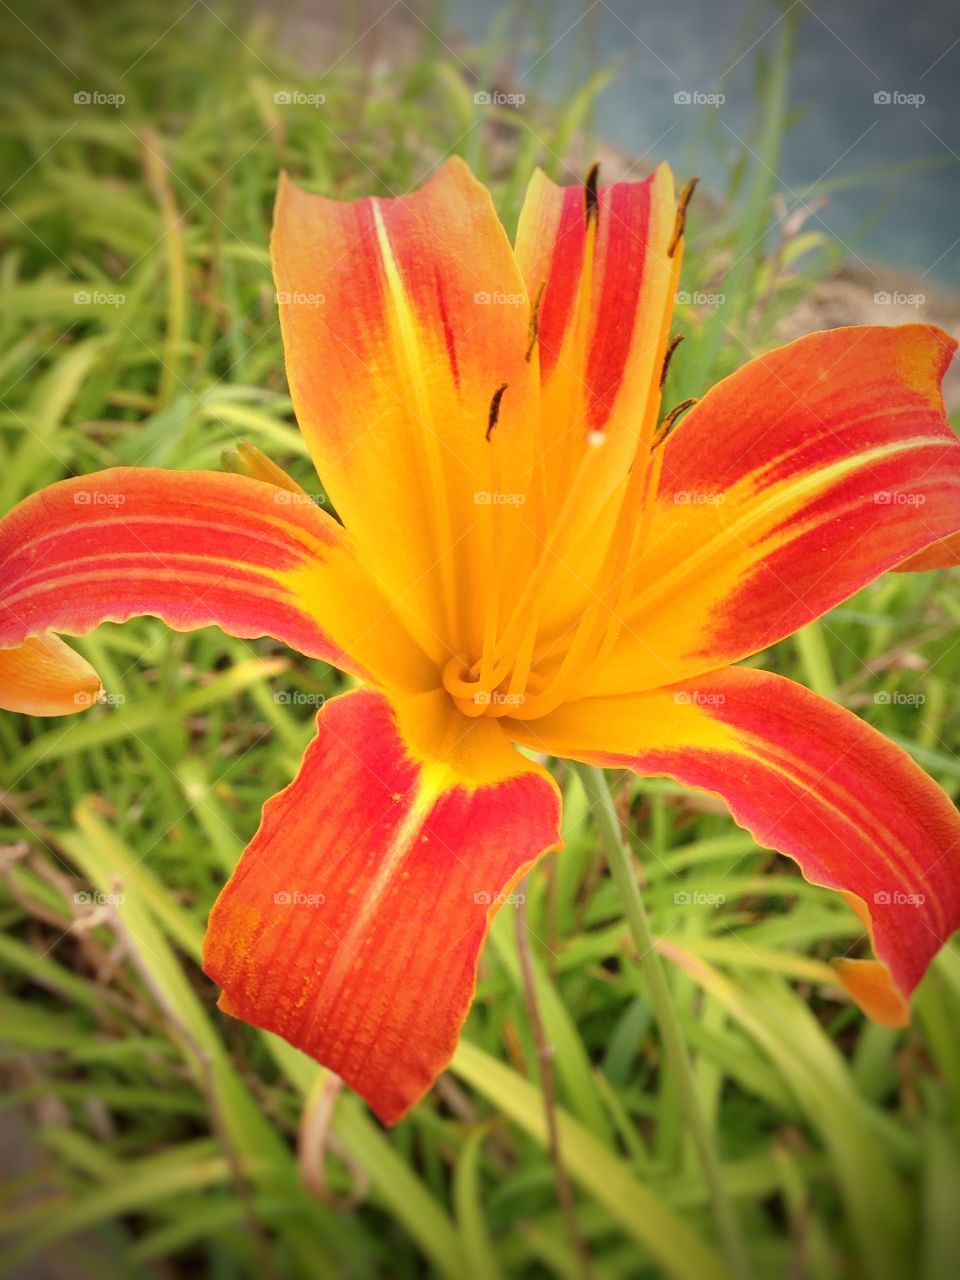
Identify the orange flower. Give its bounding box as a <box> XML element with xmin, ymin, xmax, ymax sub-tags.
<box><xmin>3</xmin><ymin>158</ymin><xmax>960</xmax><ymax>1123</ymax></box>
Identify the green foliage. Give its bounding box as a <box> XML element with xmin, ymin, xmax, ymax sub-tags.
<box><xmin>1</xmin><ymin>1</ymin><xmax>959</xmax><ymax>1276</ymax></box>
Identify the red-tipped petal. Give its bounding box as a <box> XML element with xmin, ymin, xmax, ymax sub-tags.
<box><xmin>273</xmin><ymin>158</ymin><xmax>540</xmax><ymax>659</ymax></box>
<box><xmin>590</xmin><ymin>325</ymin><xmax>960</xmax><ymax>696</ymax></box>
<box><xmin>511</xmin><ymin>667</ymin><xmax>960</xmax><ymax>1024</ymax></box>
<box><xmin>204</xmin><ymin>688</ymin><xmax>562</xmax><ymax>1123</ymax></box>
<box><xmin>0</xmin><ymin>468</ymin><xmax>434</xmax><ymax>697</ymax></box>
<box><xmin>513</xmin><ymin>164</ymin><xmax>679</xmax><ymax>553</ymax></box>
<box><xmin>516</xmin><ymin>162</ymin><xmax>679</xmax><ymax>428</ymax></box>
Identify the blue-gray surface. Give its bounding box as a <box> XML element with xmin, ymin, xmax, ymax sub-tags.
<box><xmin>453</xmin><ymin>0</ymin><xmax>960</xmax><ymax>287</ymax></box>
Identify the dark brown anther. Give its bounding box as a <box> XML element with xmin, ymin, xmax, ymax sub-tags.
<box><xmin>651</xmin><ymin>397</ymin><xmax>698</xmax><ymax>449</ymax></box>
<box><xmin>584</xmin><ymin>162</ymin><xmax>600</xmax><ymax>229</ymax></box>
<box><xmin>667</xmin><ymin>177</ymin><xmax>699</xmax><ymax>257</ymax></box>
<box><xmin>486</xmin><ymin>382</ymin><xmax>509</xmax><ymax>441</ymax></box>
<box><xmin>525</xmin><ymin>282</ymin><xmax>546</xmax><ymax>363</ymax></box>
<box><xmin>659</xmin><ymin>334</ymin><xmax>684</xmax><ymax>389</ymax></box>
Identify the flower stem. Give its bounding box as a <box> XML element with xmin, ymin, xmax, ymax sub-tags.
<box><xmin>515</xmin><ymin>881</ymin><xmax>592</xmax><ymax>1280</ymax></box>
<box><xmin>571</xmin><ymin>763</ymin><xmax>751</xmax><ymax>1280</ymax></box>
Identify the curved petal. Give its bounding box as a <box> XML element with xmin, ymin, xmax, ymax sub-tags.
<box><xmin>510</xmin><ymin>667</ymin><xmax>960</xmax><ymax>1025</ymax></box>
<box><xmin>589</xmin><ymin>325</ymin><xmax>960</xmax><ymax>696</ymax></box>
<box><xmin>273</xmin><ymin>157</ymin><xmax>540</xmax><ymax>662</ymax></box>
<box><xmin>512</xmin><ymin>163</ymin><xmax>679</xmax><ymax>572</ymax></box>
<box><xmin>0</xmin><ymin>468</ymin><xmax>435</xmax><ymax>696</ymax></box>
<box><xmin>894</xmin><ymin>531</ymin><xmax>960</xmax><ymax>572</ymax></box>
<box><xmin>514</xmin><ymin>163</ymin><xmax>678</xmax><ymax>460</ymax></box>
<box><xmin>204</xmin><ymin>687</ymin><xmax>562</xmax><ymax>1124</ymax></box>
<box><xmin>0</xmin><ymin>634</ymin><xmax>102</xmax><ymax>716</ymax></box>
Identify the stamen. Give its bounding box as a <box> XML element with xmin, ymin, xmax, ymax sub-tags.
<box><xmin>525</xmin><ymin>281</ymin><xmax>546</xmax><ymax>363</ymax></box>
<box><xmin>478</xmin><ymin>405</ymin><xmax>506</xmax><ymax>693</ymax></box>
<box><xmin>584</xmin><ymin>162</ymin><xmax>601</xmax><ymax>228</ymax></box>
<box><xmin>513</xmin><ymin>449</ymin><xmax>653</xmax><ymax>719</ymax></box>
<box><xmin>441</xmin><ymin>655</ymin><xmax>488</xmax><ymax>718</ymax></box>
<box><xmin>588</xmin><ymin>442</ymin><xmax>667</xmax><ymax>678</ymax></box>
<box><xmin>485</xmin><ymin>382</ymin><xmax>509</xmax><ymax>442</ymax></box>
<box><xmin>667</xmin><ymin>177</ymin><xmax>699</xmax><ymax>258</ymax></box>
<box><xmin>651</xmin><ymin>397</ymin><xmax>698</xmax><ymax>450</ymax></box>
<box><xmin>659</xmin><ymin>334</ymin><xmax>684</xmax><ymax>389</ymax></box>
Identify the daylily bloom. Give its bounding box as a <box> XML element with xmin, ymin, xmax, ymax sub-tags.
<box><xmin>3</xmin><ymin>157</ymin><xmax>960</xmax><ymax>1125</ymax></box>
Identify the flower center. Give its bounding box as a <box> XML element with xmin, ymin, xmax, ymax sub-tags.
<box><xmin>441</xmin><ymin>654</ymin><xmax>548</xmax><ymax>719</ymax></box>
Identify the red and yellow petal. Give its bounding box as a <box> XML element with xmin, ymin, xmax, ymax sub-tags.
<box><xmin>204</xmin><ymin>687</ymin><xmax>562</xmax><ymax>1124</ymax></box>
<box><xmin>515</xmin><ymin>163</ymin><xmax>678</xmax><ymax>456</ymax></box>
<box><xmin>0</xmin><ymin>634</ymin><xmax>102</xmax><ymax>716</ymax></box>
<box><xmin>510</xmin><ymin>667</ymin><xmax>960</xmax><ymax>1024</ymax></box>
<box><xmin>273</xmin><ymin>158</ymin><xmax>540</xmax><ymax>662</ymax></box>
<box><xmin>512</xmin><ymin>164</ymin><xmax>679</xmax><ymax>575</ymax></box>
<box><xmin>0</xmin><ymin>468</ymin><xmax>434</xmax><ymax>698</ymax></box>
<box><xmin>589</xmin><ymin>325</ymin><xmax>960</xmax><ymax>697</ymax></box>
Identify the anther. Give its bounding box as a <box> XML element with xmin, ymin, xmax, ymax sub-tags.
<box><xmin>525</xmin><ymin>282</ymin><xmax>546</xmax><ymax>363</ymax></box>
<box><xmin>486</xmin><ymin>382</ymin><xmax>509</xmax><ymax>441</ymax></box>
<box><xmin>667</xmin><ymin>177</ymin><xmax>699</xmax><ymax>258</ymax></box>
<box><xmin>651</xmin><ymin>397</ymin><xmax>698</xmax><ymax>449</ymax></box>
<box><xmin>659</xmin><ymin>334</ymin><xmax>684</xmax><ymax>389</ymax></box>
<box><xmin>584</xmin><ymin>162</ymin><xmax>600</xmax><ymax>228</ymax></box>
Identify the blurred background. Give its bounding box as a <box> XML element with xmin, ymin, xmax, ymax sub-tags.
<box><xmin>1</xmin><ymin>1</ymin><xmax>959</xmax><ymax>1277</ymax></box>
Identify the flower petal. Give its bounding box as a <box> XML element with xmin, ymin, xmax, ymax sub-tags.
<box><xmin>511</xmin><ymin>667</ymin><xmax>960</xmax><ymax>1025</ymax></box>
<box><xmin>515</xmin><ymin>163</ymin><xmax>678</xmax><ymax>439</ymax></box>
<box><xmin>0</xmin><ymin>468</ymin><xmax>433</xmax><ymax>694</ymax></box>
<box><xmin>590</xmin><ymin>325</ymin><xmax>960</xmax><ymax>696</ymax></box>
<box><xmin>273</xmin><ymin>158</ymin><xmax>539</xmax><ymax>661</ymax></box>
<box><xmin>0</xmin><ymin>634</ymin><xmax>102</xmax><ymax>716</ymax></box>
<box><xmin>513</xmin><ymin>163</ymin><xmax>679</xmax><ymax>545</ymax></box>
<box><xmin>894</xmin><ymin>532</ymin><xmax>960</xmax><ymax>572</ymax></box>
<box><xmin>204</xmin><ymin>687</ymin><xmax>562</xmax><ymax>1124</ymax></box>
